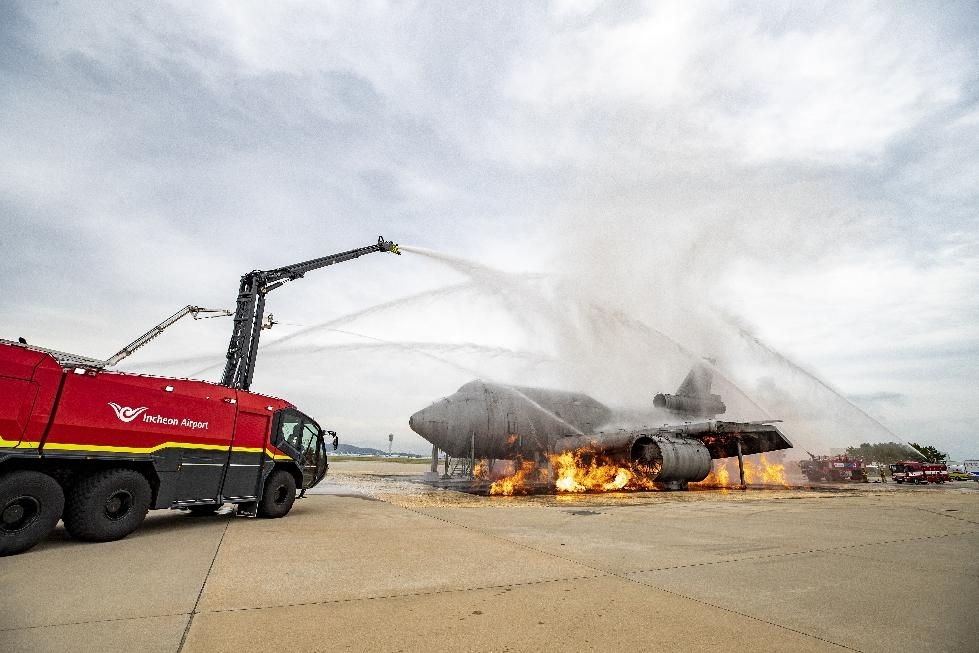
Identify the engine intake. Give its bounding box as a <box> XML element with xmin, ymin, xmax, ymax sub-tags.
<box><xmin>631</xmin><ymin>434</ymin><xmax>712</xmax><ymax>489</ymax></box>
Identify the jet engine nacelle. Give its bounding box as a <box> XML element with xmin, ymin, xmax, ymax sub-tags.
<box><xmin>653</xmin><ymin>393</ymin><xmax>726</xmax><ymax>418</ymax></box>
<box><xmin>555</xmin><ymin>430</ymin><xmax>712</xmax><ymax>489</ymax></box>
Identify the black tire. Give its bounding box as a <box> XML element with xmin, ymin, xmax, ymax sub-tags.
<box><xmin>0</xmin><ymin>471</ymin><xmax>64</xmax><ymax>556</ymax></box>
<box><xmin>63</xmin><ymin>469</ymin><xmax>151</xmax><ymax>542</ymax></box>
<box><xmin>257</xmin><ymin>470</ymin><xmax>296</xmax><ymax>518</ymax></box>
<box><xmin>185</xmin><ymin>504</ymin><xmax>223</xmax><ymax>517</ymax></box>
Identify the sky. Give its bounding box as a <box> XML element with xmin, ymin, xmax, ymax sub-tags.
<box><xmin>2</xmin><ymin>1</ymin><xmax>977</xmax><ymax>459</ymax></box>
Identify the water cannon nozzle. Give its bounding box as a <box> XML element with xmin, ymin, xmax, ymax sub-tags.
<box><xmin>378</xmin><ymin>236</ymin><xmax>401</xmax><ymax>255</ymax></box>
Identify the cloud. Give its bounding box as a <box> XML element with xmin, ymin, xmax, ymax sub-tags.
<box><xmin>1</xmin><ymin>1</ymin><xmax>977</xmax><ymax>458</ymax></box>
<box><xmin>847</xmin><ymin>392</ymin><xmax>909</xmax><ymax>407</ymax></box>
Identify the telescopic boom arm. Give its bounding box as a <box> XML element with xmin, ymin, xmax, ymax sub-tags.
<box><xmin>103</xmin><ymin>305</ymin><xmax>233</xmax><ymax>367</ymax></box>
<box><xmin>220</xmin><ymin>236</ymin><xmax>400</xmax><ymax>390</ymax></box>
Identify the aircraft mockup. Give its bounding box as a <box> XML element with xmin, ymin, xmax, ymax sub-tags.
<box><xmin>408</xmin><ymin>364</ymin><xmax>792</xmax><ymax>489</ymax></box>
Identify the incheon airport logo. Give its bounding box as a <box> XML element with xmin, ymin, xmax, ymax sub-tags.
<box><xmin>108</xmin><ymin>402</ymin><xmax>209</xmax><ymax>430</ymax></box>
<box><xmin>108</xmin><ymin>402</ymin><xmax>149</xmax><ymax>423</ymax></box>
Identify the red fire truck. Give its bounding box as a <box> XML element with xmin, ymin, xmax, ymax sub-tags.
<box><xmin>888</xmin><ymin>461</ymin><xmax>949</xmax><ymax>484</ymax></box>
<box><xmin>798</xmin><ymin>455</ymin><xmax>869</xmax><ymax>482</ymax></box>
<box><xmin>0</xmin><ymin>237</ymin><xmax>399</xmax><ymax>555</ymax></box>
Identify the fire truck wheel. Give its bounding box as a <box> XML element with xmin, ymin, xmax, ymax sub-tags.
<box><xmin>63</xmin><ymin>469</ymin><xmax>152</xmax><ymax>542</ymax></box>
<box><xmin>0</xmin><ymin>471</ymin><xmax>65</xmax><ymax>556</ymax></box>
<box><xmin>257</xmin><ymin>470</ymin><xmax>296</xmax><ymax>518</ymax></box>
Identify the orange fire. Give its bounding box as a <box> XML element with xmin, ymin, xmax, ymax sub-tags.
<box><xmin>553</xmin><ymin>451</ymin><xmax>630</xmax><ymax>492</ymax></box>
<box><xmin>487</xmin><ymin>449</ymin><xmax>659</xmax><ymax>495</ymax></box>
<box><xmin>691</xmin><ymin>460</ymin><xmax>733</xmax><ymax>489</ymax></box>
<box><xmin>749</xmin><ymin>454</ymin><xmax>790</xmax><ymax>487</ymax></box>
<box><xmin>472</xmin><ymin>460</ymin><xmax>487</xmax><ymax>479</ymax></box>
<box><xmin>715</xmin><ymin>463</ymin><xmax>731</xmax><ymax>486</ymax></box>
<box><xmin>485</xmin><ymin>450</ymin><xmax>791</xmax><ymax>495</ymax></box>
<box><xmin>692</xmin><ymin>455</ymin><xmax>791</xmax><ymax>489</ymax></box>
<box><xmin>489</xmin><ymin>459</ymin><xmax>545</xmax><ymax>496</ymax></box>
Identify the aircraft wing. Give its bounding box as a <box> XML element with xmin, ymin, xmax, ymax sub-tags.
<box><xmin>669</xmin><ymin>421</ymin><xmax>793</xmax><ymax>459</ymax></box>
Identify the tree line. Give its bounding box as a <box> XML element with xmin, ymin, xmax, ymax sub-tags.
<box><xmin>843</xmin><ymin>442</ymin><xmax>947</xmax><ymax>465</ymax></box>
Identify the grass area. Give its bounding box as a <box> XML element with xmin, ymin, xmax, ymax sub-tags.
<box><xmin>329</xmin><ymin>455</ymin><xmax>430</xmax><ymax>464</ymax></box>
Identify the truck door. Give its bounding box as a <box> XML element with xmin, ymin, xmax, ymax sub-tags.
<box><xmin>272</xmin><ymin>410</ymin><xmax>327</xmax><ymax>489</ymax></box>
<box><xmin>298</xmin><ymin>427</ymin><xmax>328</xmax><ymax>489</ymax></box>
<box><xmin>221</xmin><ymin>410</ymin><xmax>270</xmax><ymax>501</ymax></box>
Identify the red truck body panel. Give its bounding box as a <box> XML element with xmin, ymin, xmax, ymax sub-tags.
<box><xmin>0</xmin><ymin>341</ymin><xmax>302</xmax><ymax>507</ymax></box>
<box><xmin>34</xmin><ymin>366</ymin><xmax>293</xmax><ymax>456</ymax></box>
<box><xmin>0</xmin><ymin>345</ymin><xmax>63</xmax><ymax>448</ymax></box>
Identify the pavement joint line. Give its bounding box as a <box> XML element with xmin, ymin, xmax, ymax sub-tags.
<box><xmin>176</xmin><ymin>519</ymin><xmax>230</xmax><ymax>653</ymax></box>
<box><xmin>623</xmin><ymin>530</ymin><xmax>975</xmax><ymax>575</ymax></box>
<box><xmin>197</xmin><ymin>573</ymin><xmax>607</xmax><ymax>615</ymax></box>
<box><xmin>0</xmin><ymin>611</ymin><xmax>192</xmax><ymax>633</ymax></box>
<box><xmin>382</xmin><ymin>499</ymin><xmax>864</xmax><ymax>651</ymax></box>
<box><xmin>621</xmin><ymin>573</ymin><xmax>865</xmax><ymax>652</ymax></box>
<box><xmin>910</xmin><ymin>505</ymin><xmax>979</xmax><ymax>526</ymax></box>
<box><xmin>829</xmin><ymin>546</ymin><xmax>979</xmax><ymax>578</ymax></box>
<box><xmin>400</xmin><ymin>495</ymin><xmax>971</xmax><ymax>578</ymax></box>
<box><xmin>385</xmin><ymin>497</ymin><xmax>941</xmax><ymax>653</ymax></box>
<box><xmin>394</xmin><ymin>504</ymin><xmax>613</xmax><ymax>576</ymax></box>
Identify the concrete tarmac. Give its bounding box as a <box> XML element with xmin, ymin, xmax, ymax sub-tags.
<box><xmin>1</xmin><ymin>461</ymin><xmax>977</xmax><ymax>652</ymax></box>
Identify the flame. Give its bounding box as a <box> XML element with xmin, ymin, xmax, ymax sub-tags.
<box><xmin>489</xmin><ymin>460</ymin><xmax>544</xmax><ymax>496</ymax></box>
<box><xmin>693</xmin><ymin>455</ymin><xmax>790</xmax><ymax>489</ymax></box>
<box><xmin>552</xmin><ymin>451</ymin><xmax>634</xmax><ymax>492</ymax></box>
<box><xmin>754</xmin><ymin>454</ymin><xmax>789</xmax><ymax>486</ymax></box>
<box><xmin>690</xmin><ymin>460</ymin><xmax>733</xmax><ymax>489</ymax></box>
<box><xmin>715</xmin><ymin>463</ymin><xmax>731</xmax><ymax>486</ymax></box>
<box><xmin>486</xmin><ymin>450</ymin><xmax>791</xmax><ymax>496</ymax></box>
<box><xmin>740</xmin><ymin>455</ymin><xmax>788</xmax><ymax>486</ymax></box>
<box><xmin>488</xmin><ymin>449</ymin><xmax>659</xmax><ymax>495</ymax></box>
<box><xmin>472</xmin><ymin>460</ymin><xmax>487</xmax><ymax>479</ymax></box>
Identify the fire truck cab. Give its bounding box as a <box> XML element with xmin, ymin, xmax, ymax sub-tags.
<box><xmin>888</xmin><ymin>461</ymin><xmax>949</xmax><ymax>485</ymax></box>
<box><xmin>0</xmin><ymin>341</ymin><xmax>332</xmax><ymax>555</ymax></box>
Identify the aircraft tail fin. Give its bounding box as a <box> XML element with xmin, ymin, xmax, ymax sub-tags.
<box><xmin>654</xmin><ymin>361</ymin><xmax>726</xmax><ymax>418</ymax></box>
<box><xmin>676</xmin><ymin>362</ymin><xmax>714</xmax><ymax>397</ymax></box>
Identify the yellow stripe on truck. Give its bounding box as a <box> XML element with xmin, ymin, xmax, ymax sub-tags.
<box><xmin>0</xmin><ymin>437</ymin><xmax>41</xmax><ymax>449</ymax></box>
<box><xmin>40</xmin><ymin>441</ymin><xmax>293</xmax><ymax>459</ymax></box>
<box><xmin>3</xmin><ymin>437</ymin><xmax>296</xmax><ymax>462</ymax></box>
<box><xmin>43</xmin><ymin>441</ymin><xmax>231</xmax><ymax>454</ymax></box>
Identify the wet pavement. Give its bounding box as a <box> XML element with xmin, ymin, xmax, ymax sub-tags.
<box><xmin>1</xmin><ymin>460</ymin><xmax>977</xmax><ymax>652</ymax></box>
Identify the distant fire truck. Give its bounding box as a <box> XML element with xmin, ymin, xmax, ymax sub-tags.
<box><xmin>888</xmin><ymin>461</ymin><xmax>949</xmax><ymax>484</ymax></box>
<box><xmin>798</xmin><ymin>455</ymin><xmax>869</xmax><ymax>482</ymax></box>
